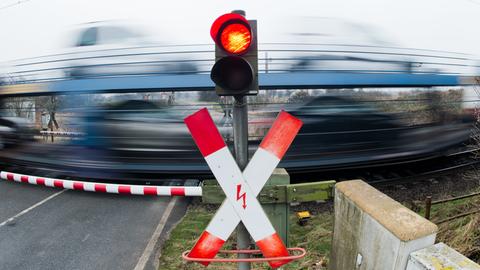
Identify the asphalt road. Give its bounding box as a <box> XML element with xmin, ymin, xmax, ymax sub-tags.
<box><xmin>0</xmin><ymin>180</ymin><xmax>188</xmax><ymax>270</ymax></box>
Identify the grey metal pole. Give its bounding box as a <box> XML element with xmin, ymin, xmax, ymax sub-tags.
<box><xmin>233</xmin><ymin>95</ymin><xmax>251</xmax><ymax>270</ymax></box>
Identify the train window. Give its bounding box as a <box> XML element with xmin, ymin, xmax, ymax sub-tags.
<box><xmin>77</xmin><ymin>27</ymin><xmax>98</xmax><ymax>47</ymax></box>
<box><xmin>100</xmin><ymin>26</ymin><xmax>137</xmax><ymax>44</ymax></box>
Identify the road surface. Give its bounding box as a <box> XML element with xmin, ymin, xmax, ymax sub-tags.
<box><xmin>0</xmin><ymin>180</ymin><xmax>188</xmax><ymax>270</ymax></box>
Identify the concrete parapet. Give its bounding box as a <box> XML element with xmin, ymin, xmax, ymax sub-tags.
<box><xmin>330</xmin><ymin>180</ymin><xmax>438</xmax><ymax>270</ymax></box>
<box><xmin>407</xmin><ymin>243</ymin><xmax>480</xmax><ymax>270</ymax></box>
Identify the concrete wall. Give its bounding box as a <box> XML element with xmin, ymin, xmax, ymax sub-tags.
<box><xmin>330</xmin><ymin>180</ymin><xmax>438</xmax><ymax>270</ymax></box>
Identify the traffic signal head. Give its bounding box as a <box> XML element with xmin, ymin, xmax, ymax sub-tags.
<box><xmin>210</xmin><ymin>13</ymin><xmax>258</xmax><ymax>96</ymax></box>
<box><xmin>211</xmin><ymin>13</ymin><xmax>252</xmax><ymax>55</ymax></box>
<box><xmin>211</xmin><ymin>56</ymin><xmax>253</xmax><ymax>91</ymax></box>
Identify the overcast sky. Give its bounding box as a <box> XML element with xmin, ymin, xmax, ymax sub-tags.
<box><xmin>1</xmin><ymin>0</ymin><xmax>480</xmax><ymax>62</ymax></box>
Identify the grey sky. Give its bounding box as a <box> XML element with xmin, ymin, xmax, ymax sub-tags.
<box><xmin>1</xmin><ymin>0</ymin><xmax>479</xmax><ymax>62</ymax></box>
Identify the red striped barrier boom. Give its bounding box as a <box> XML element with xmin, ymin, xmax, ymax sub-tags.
<box><xmin>0</xmin><ymin>171</ymin><xmax>202</xmax><ymax>196</ymax></box>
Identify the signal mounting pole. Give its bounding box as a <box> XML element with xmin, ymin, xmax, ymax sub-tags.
<box><xmin>209</xmin><ymin>9</ymin><xmax>258</xmax><ymax>269</ymax></box>
<box><xmin>231</xmin><ymin>10</ymin><xmax>252</xmax><ymax>270</ymax></box>
<box><xmin>233</xmin><ymin>85</ymin><xmax>251</xmax><ymax>270</ymax></box>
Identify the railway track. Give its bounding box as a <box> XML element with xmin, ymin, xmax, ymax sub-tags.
<box><xmin>368</xmin><ymin>147</ymin><xmax>480</xmax><ymax>186</ymax></box>
<box><xmin>291</xmin><ymin>146</ymin><xmax>480</xmax><ymax>186</ymax></box>
<box><xmin>1</xmin><ymin>145</ymin><xmax>478</xmax><ymax>188</ymax></box>
<box><xmin>368</xmin><ymin>159</ymin><xmax>480</xmax><ymax>186</ymax></box>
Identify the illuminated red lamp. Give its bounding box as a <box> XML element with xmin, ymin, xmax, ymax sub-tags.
<box><xmin>210</xmin><ymin>13</ymin><xmax>252</xmax><ymax>55</ymax></box>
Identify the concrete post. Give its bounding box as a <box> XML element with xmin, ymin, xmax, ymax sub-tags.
<box><xmin>330</xmin><ymin>180</ymin><xmax>438</xmax><ymax>270</ymax></box>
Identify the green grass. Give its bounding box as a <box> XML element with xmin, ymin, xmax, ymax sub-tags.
<box><xmin>425</xmin><ymin>196</ymin><xmax>480</xmax><ymax>262</ymax></box>
<box><xmin>158</xmin><ymin>192</ymin><xmax>480</xmax><ymax>269</ymax></box>
<box><xmin>158</xmin><ymin>203</ymin><xmax>332</xmax><ymax>270</ymax></box>
<box><xmin>286</xmin><ymin>211</ymin><xmax>332</xmax><ymax>269</ymax></box>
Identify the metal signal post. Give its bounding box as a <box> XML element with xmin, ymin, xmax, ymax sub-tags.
<box><xmin>209</xmin><ymin>10</ymin><xmax>258</xmax><ymax>270</ymax></box>
<box><xmin>187</xmin><ymin>14</ymin><xmax>305</xmax><ymax>266</ymax></box>
<box><xmin>233</xmin><ymin>95</ymin><xmax>251</xmax><ymax>270</ymax></box>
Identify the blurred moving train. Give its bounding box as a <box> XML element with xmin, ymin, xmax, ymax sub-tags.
<box><xmin>82</xmin><ymin>96</ymin><xmax>407</xmax><ymax>156</ymax></box>
<box><xmin>64</xmin><ymin>22</ymin><xmax>198</xmax><ymax>78</ymax></box>
<box><xmin>0</xmin><ymin>90</ymin><xmax>474</xmax><ymax>180</ymax></box>
<box><xmin>0</xmin><ymin>19</ymin><xmax>477</xmax><ymax>180</ymax></box>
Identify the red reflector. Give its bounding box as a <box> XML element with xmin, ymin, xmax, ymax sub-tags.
<box><xmin>144</xmin><ymin>187</ymin><xmax>157</xmax><ymax>196</ymax></box>
<box><xmin>73</xmin><ymin>182</ymin><xmax>84</xmax><ymax>190</ymax></box>
<box><xmin>220</xmin><ymin>23</ymin><xmax>251</xmax><ymax>55</ymax></box>
<box><xmin>54</xmin><ymin>180</ymin><xmax>63</xmax><ymax>188</ymax></box>
<box><xmin>171</xmin><ymin>187</ymin><xmax>185</xmax><ymax>196</ymax></box>
<box><xmin>36</xmin><ymin>178</ymin><xmax>45</xmax><ymax>185</ymax></box>
<box><xmin>118</xmin><ymin>185</ymin><xmax>131</xmax><ymax>194</ymax></box>
<box><xmin>95</xmin><ymin>184</ymin><xmax>107</xmax><ymax>193</ymax></box>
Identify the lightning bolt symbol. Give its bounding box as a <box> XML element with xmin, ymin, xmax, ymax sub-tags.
<box><xmin>236</xmin><ymin>184</ymin><xmax>247</xmax><ymax>209</ymax></box>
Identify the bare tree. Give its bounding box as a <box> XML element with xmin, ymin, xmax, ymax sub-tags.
<box><xmin>288</xmin><ymin>90</ymin><xmax>312</xmax><ymax>103</ymax></box>
<box><xmin>35</xmin><ymin>96</ymin><xmax>64</xmax><ymax>141</ymax></box>
<box><xmin>4</xmin><ymin>97</ymin><xmax>34</xmax><ymax>119</ymax></box>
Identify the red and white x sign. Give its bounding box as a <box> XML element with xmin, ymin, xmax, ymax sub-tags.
<box><xmin>184</xmin><ymin>108</ymin><xmax>302</xmax><ymax>268</ymax></box>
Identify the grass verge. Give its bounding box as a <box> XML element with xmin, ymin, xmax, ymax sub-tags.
<box><xmin>427</xmin><ymin>196</ymin><xmax>480</xmax><ymax>263</ymax></box>
<box><xmin>158</xmin><ymin>202</ymin><xmax>332</xmax><ymax>270</ymax></box>
<box><xmin>158</xmin><ymin>185</ymin><xmax>480</xmax><ymax>268</ymax></box>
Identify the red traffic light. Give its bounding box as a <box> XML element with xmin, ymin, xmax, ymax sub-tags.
<box><xmin>210</xmin><ymin>12</ymin><xmax>258</xmax><ymax>96</ymax></box>
<box><xmin>220</xmin><ymin>23</ymin><xmax>251</xmax><ymax>54</ymax></box>
<box><xmin>210</xmin><ymin>13</ymin><xmax>252</xmax><ymax>55</ymax></box>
